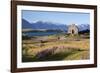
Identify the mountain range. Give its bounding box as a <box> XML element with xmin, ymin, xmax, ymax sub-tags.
<box><xmin>22</xmin><ymin>19</ymin><xmax>90</xmax><ymax>31</ymax></box>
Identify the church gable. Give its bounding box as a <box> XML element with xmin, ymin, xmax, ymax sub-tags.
<box><xmin>68</xmin><ymin>24</ymin><xmax>79</xmax><ymax>35</ymax></box>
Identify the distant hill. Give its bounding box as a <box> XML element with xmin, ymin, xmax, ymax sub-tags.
<box><xmin>22</xmin><ymin>19</ymin><xmax>33</xmax><ymax>28</ymax></box>
<box><xmin>22</xmin><ymin>19</ymin><xmax>90</xmax><ymax>32</ymax></box>
<box><xmin>22</xmin><ymin>19</ymin><xmax>67</xmax><ymax>31</ymax></box>
<box><xmin>78</xmin><ymin>24</ymin><xmax>90</xmax><ymax>31</ymax></box>
<box><xmin>79</xmin><ymin>29</ymin><xmax>90</xmax><ymax>34</ymax></box>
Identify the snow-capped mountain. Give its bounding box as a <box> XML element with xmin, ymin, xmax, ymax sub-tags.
<box><xmin>22</xmin><ymin>19</ymin><xmax>90</xmax><ymax>31</ymax></box>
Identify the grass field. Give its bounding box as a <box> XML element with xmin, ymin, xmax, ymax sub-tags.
<box><xmin>22</xmin><ymin>34</ymin><xmax>90</xmax><ymax>62</ymax></box>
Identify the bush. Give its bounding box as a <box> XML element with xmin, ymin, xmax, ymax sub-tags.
<box><xmin>22</xmin><ymin>35</ymin><xmax>31</xmax><ymax>40</ymax></box>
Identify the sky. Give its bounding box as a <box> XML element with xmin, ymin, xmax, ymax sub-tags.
<box><xmin>22</xmin><ymin>10</ymin><xmax>90</xmax><ymax>25</ymax></box>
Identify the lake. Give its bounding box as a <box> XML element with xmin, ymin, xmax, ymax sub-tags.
<box><xmin>22</xmin><ymin>31</ymin><xmax>65</xmax><ymax>37</ymax></box>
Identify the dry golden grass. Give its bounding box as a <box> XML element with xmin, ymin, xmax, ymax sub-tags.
<box><xmin>22</xmin><ymin>35</ymin><xmax>90</xmax><ymax>61</ymax></box>
<box><xmin>23</xmin><ymin>40</ymin><xmax>89</xmax><ymax>55</ymax></box>
<box><xmin>64</xmin><ymin>51</ymin><xmax>90</xmax><ymax>60</ymax></box>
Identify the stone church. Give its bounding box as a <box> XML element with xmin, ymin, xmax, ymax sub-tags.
<box><xmin>67</xmin><ymin>24</ymin><xmax>79</xmax><ymax>35</ymax></box>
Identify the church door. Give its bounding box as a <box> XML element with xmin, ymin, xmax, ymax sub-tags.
<box><xmin>72</xmin><ymin>29</ymin><xmax>74</xmax><ymax>34</ymax></box>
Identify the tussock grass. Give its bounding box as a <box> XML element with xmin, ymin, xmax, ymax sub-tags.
<box><xmin>22</xmin><ymin>34</ymin><xmax>90</xmax><ymax>62</ymax></box>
